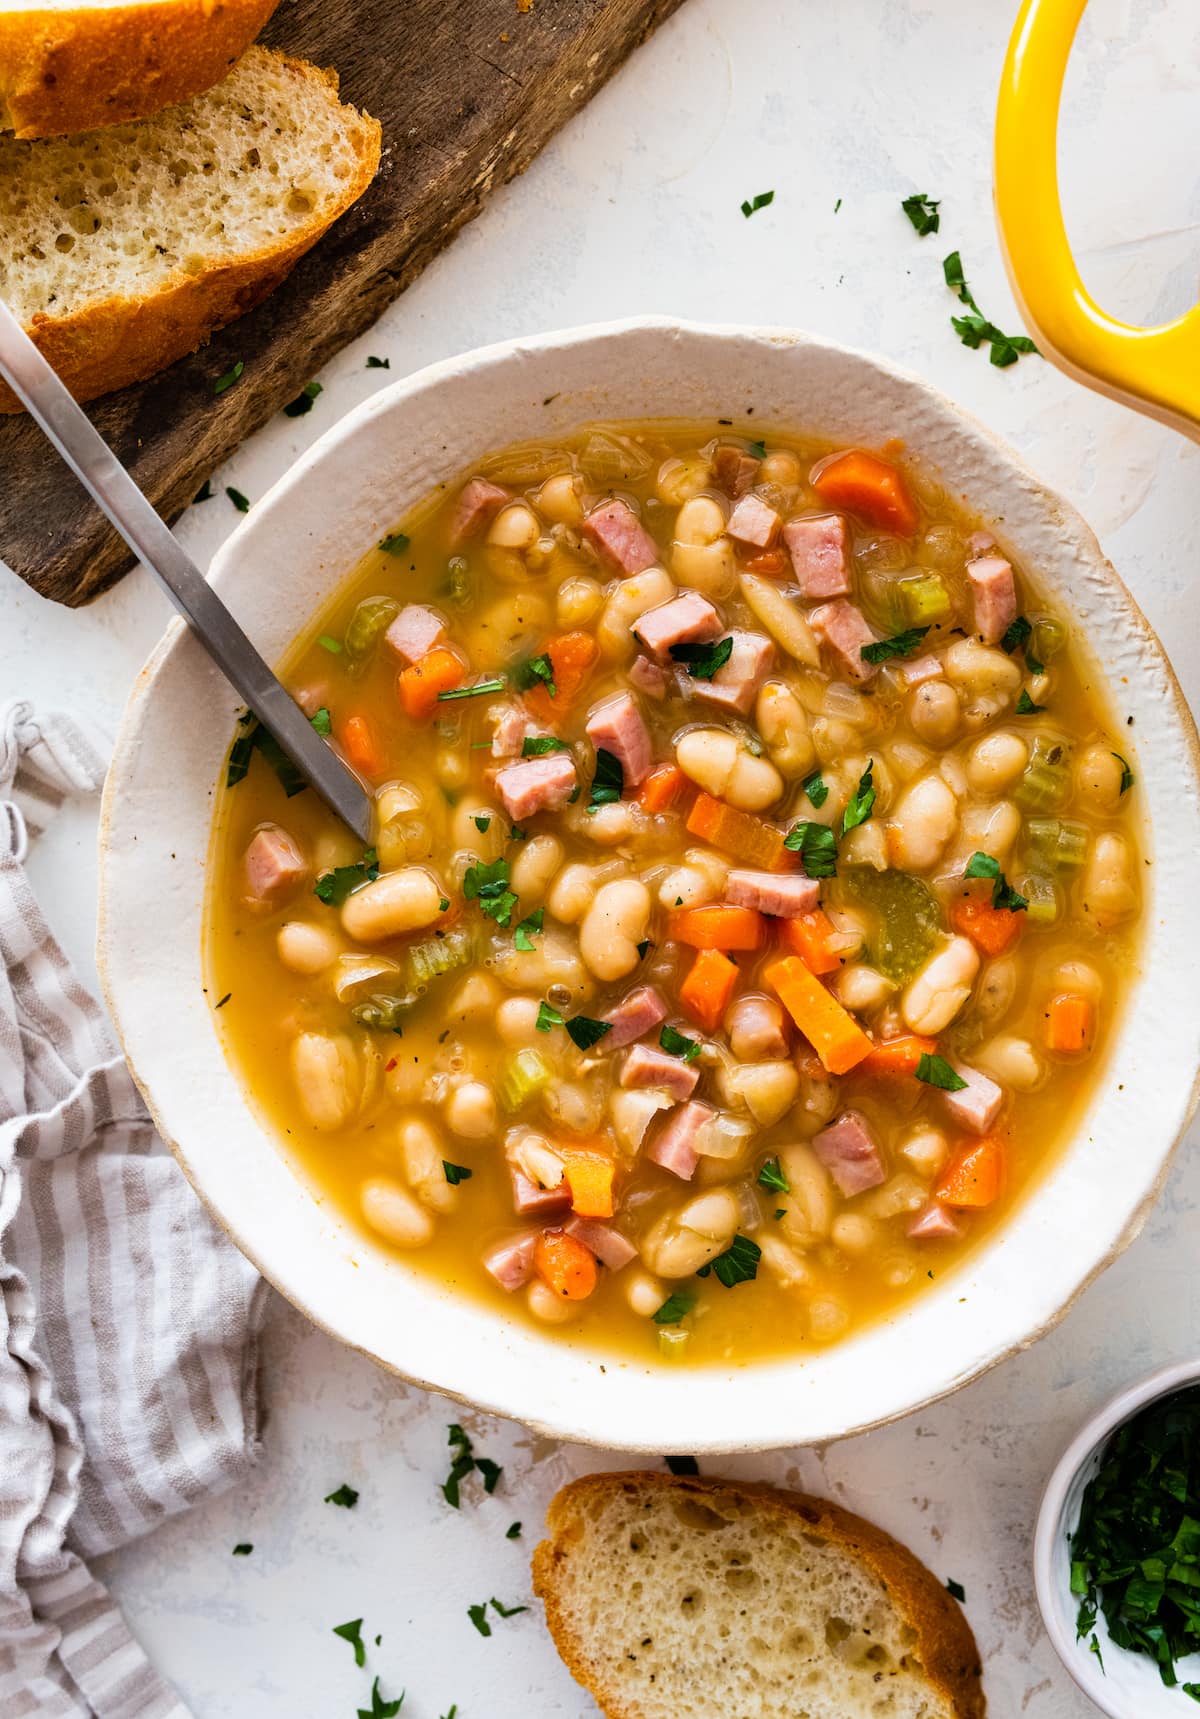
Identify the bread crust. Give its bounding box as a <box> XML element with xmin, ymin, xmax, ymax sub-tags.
<box><xmin>0</xmin><ymin>53</ymin><xmax>381</xmax><ymax>412</ymax></box>
<box><xmin>0</xmin><ymin>0</ymin><xmax>280</xmax><ymax>138</ymax></box>
<box><xmin>533</xmin><ymin>1471</ymin><xmax>986</xmax><ymax>1719</ymax></box>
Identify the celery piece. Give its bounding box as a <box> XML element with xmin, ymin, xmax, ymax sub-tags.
<box><xmin>897</xmin><ymin>572</ymin><xmax>952</xmax><ymax>627</ymax></box>
<box><xmin>407</xmin><ymin>927</ymin><xmax>473</xmax><ymax>991</ymax></box>
<box><xmin>843</xmin><ymin>867</ymin><xmax>941</xmax><ymax>983</ymax></box>
<box><xmin>344</xmin><ymin>596</ymin><xmax>400</xmax><ymax>674</ymax></box>
<box><xmin>657</xmin><ymin>1328</ymin><xmax>691</xmax><ymax>1363</ymax></box>
<box><xmin>1018</xmin><ymin>872</ymin><xmax>1060</xmax><ymax>926</ymax></box>
<box><xmin>445</xmin><ymin>556</ymin><xmax>472</xmax><ymax>608</ymax></box>
<box><xmin>1031</xmin><ymin>614</ymin><xmax>1067</xmax><ymax>663</ymax></box>
<box><xmin>351</xmin><ymin>992</ymin><xmax>416</xmax><ymax>1031</ymax></box>
<box><xmin>1028</xmin><ymin>818</ymin><xmax>1088</xmax><ymax>874</ymax></box>
<box><xmin>1014</xmin><ymin>734</ymin><xmax>1072</xmax><ymax>813</ymax></box>
<box><xmin>499</xmin><ymin>1048</ymin><xmax>553</xmax><ymax>1113</ymax></box>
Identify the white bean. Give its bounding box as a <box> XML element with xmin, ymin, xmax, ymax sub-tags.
<box><xmin>556</xmin><ymin>574</ymin><xmax>603</xmax><ymax>627</ymax></box>
<box><xmin>536</xmin><ymin>472</ymin><xmax>584</xmax><ymax>525</ymax></box>
<box><xmin>778</xmin><ymin>1143</ymin><xmax>834</xmax><ymax>1244</ymax></box>
<box><xmin>450</xmin><ymin>800</ymin><xmax>508</xmax><ymax>856</ymax></box>
<box><xmin>341</xmin><ymin>868</ymin><xmax>444</xmax><ymax>941</ymax></box>
<box><xmin>944</xmin><ymin>637</ymin><xmax>1022</xmax><ymax>700</ymax></box>
<box><xmin>497</xmin><ymin>997</ymin><xmax>544</xmax><ymax>1046</ymax></box>
<box><xmin>448</xmin><ymin>973</ymin><xmax>500</xmax><ymax>1022</ymax></box>
<box><xmin>1054</xmin><ymin>959</ymin><xmax>1102</xmax><ymax>1002</ymax></box>
<box><xmin>726</xmin><ymin>995</ymin><xmax>788</xmax><ymax>1062</ymax></box>
<box><xmin>756</xmin><ymin>680</ymin><xmax>816</xmax><ymax>777</ymax></box>
<box><xmin>902</xmin><ymin>935</ymin><xmax>980</xmax><ymax>1035</ymax></box>
<box><xmin>739</xmin><ymin>574</ymin><xmax>820</xmax><ymax>667</ymax></box>
<box><xmin>625</xmin><ymin>1269</ymin><xmax>667</xmax><ymax>1318</ymax></box>
<box><xmin>1075</xmin><ymin>742</ymin><xmax>1126</xmax><ymax>812</ymax></box>
<box><xmin>641</xmin><ymin>1188</ymin><xmax>740</xmax><ymax>1278</ymax></box>
<box><xmin>597</xmin><ymin>567</ymin><xmax>674</xmax><ymax>658</ymax></box>
<box><xmin>573</xmin><ymin>801</ymin><xmax>636</xmax><ymax>845</ymax></box>
<box><xmin>547</xmin><ymin>861</ymin><xmax>600</xmax><ymax>924</ymax></box>
<box><xmin>807</xmin><ymin>1295</ymin><xmax>850</xmax><ymax>1343</ymax></box>
<box><xmin>655</xmin><ymin>454</ymin><xmax>712</xmax><ymax>506</ymax></box>
<box><xmin>831</xmin><ymin>1214</ymin><xmax>880</xmax><ymax>1255</ymax></box>
<box><xmin>907</xmin><ymin>680</ymin><xmax>960</xmax><ymax>747</ymax></box>
<box><xmin>673</xmin><ymin>538</ymin><xmax>738</xmax><ymax>597</ymax></box>
<box><xmin>446</xmin><ymin>1081</ymin><xmax>497</xmax><ymax>1140</ymax></box>
<box><xmin>975</xmin><ymin>957</ymin><xmax>1017</xmax><ymax>1024</ymax></box>
<box><xmin>1081</xmin><ymin>831</ymin><xmax>1138</xmax><ymax>929</ymax></box>
<box><xmin>899</xmin><ymin>1123</ymin><xmax>949</xmax><ymax>1178</ymax></box>
<box><xmin>579</xmin><ymin>879</ymin><xmax>652</xmax><ymax>981</ymax></box>
<box><xmin>833</xmin><ymin>964</ymin><xmax>893</xmax><ymax>1013</ymax></box>
<box><xmin>487</xmin><ymin>502</ymin><xmax>539</xmax><ymax>550</ymax></box>
<box><xmin>675</xmin><ymin>728</ymin><xmax>783</xmax><ymax>812</ymax></box>
<box><xmin>887</xmin><ymin>773</ymin><xmax>959</xmax><ymax>871</ymax></box>
<box><xmin>277</xmin><ymin>920</ymin><xmax>341</xmax><ymax>975</ymax></box>
<box><xmin>291</xmin><ymin>1032</ymin><xmax>360</xmax><ymax>1132</ymax></box>
<box><xmin>967</xmin><ymin>731</ymin><xmax>1028</xmax><ymax>794</ymax></box>
<box><xmin>674</xmin><ymin>496</ymin><xmax>726</xmax><ymax>545</ymax></box>
<box><xmin>510</xmin><ymin>833</ymin><xmax>564</xmax><ymax>903</ymax></box>
<box><xmin>718</xmin><ymin>1060</ymin><xmax>799</xmax><ymax>1127</ymax></box>
<box><xmin>361</xmin><ymin>1176</ymin><xmax>435</xmax><ymax>1248</ymax></box>
<box><xmin>862</xmin><ymin>1173</ymin><xmax>927</xmax><ymax>1220</ymax></box>
<box><xmin>957</xmin><ymin>799</ymin><xmax>1021</xmax><ymax>866</ymax></box>
<box><xmin>757</xmin><ymin>1233</ymin><xmax>814</xmax><ymax>1290</ymax></box>
<box><xmin>658</xmin><ymin>864</ymin><xmax>718</xmax><ymax>910</ymax></box>
<box><xmin>527</xmin><ymin>1280</ymin><xmax>577</xmax><ymax>1323</ymax></box>
<box><xmin>399</xmin><ymin>1118</ymin><xmax>460</xmax><ymax>1213</ymax></box>
<box><xmin>976</xmin><ymin>1034</ymin><xmax>1044</xmax><ymax>1091</ymax></box>
<box><xmin>760</xmin><ymin>450</ymin><xmax>802</xmax><ymax>488</ymax></box>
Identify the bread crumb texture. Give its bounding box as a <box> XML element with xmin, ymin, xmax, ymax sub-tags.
<box><xmin>533</xmin><ymin>1474</ymin><xmax>985</xmax><ymax>1719</ymax></box>
<box><xmin>0</xmin><ymin>46</ymin><xmax>371</xmax><ymax>321</ymax></box>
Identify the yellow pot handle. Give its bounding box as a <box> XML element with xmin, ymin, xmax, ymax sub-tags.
<box><xmin>996</xmin><ymin>0</ymin><xmax>1200</xmax><ymax>442</ymax></box>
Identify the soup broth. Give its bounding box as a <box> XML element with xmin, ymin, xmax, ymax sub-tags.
<box><xmin>207</xmin><ymin>420</ymin><xmax>1143</xmax><ymax>1364</ymax></box>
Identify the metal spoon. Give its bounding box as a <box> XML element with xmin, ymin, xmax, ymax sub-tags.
<box><xmin>0</xmin><ymin>299</ymin><xmax>373</xmax><ymax>843</ymax></box>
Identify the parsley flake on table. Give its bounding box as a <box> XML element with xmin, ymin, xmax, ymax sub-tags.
<box><xmin>653</xmin><ymin>1291</ymin><xmax>695</xmax><ymax>1325</ymax></box>
<box><xmin>670</xmin><ymin>636</ymin><xmax>734</xmax><ymax>681</ymax></box>
<box><xmin>333</xmin><ymin>1618</ymin><xmax>366</xmax><ymax>1666</ymax></box>
<box><xmin>441</xmin><ymin>1423</ymin><xmax>502</xmax><ymax>1508</ymax></box>
<box><xmin>324</xmin><ymin>1483</ymin><xmax>359</xmax><ymax>1508</ymax></box>
<box><xmin>314</xmin><ymin>848</ymin><xmax>380</xmax><ymax>907</ymax></box>
<box><xmin>665</xmin><ymin>1455</ymin><xmax>700</xmax><ymax>1476</ymax></box>
<box><xmin>659</xmin><ymin>1024</ymin><xmax>701</xmax><ymax>1062</ymax></box>
<box><xmin>946</xmin><ymin>1578</ymin><xmax>967</xmax><ymax>1604</ymax></box>
<box><xmin>963</xmin><ymin>851</ymin><xmax>1028</xmax><ymax>912</ymax></box>
<box><xmin>757</xmin><ymin>1157</ymin><xmax>790</xmax><ymax>1194</ymax></box>
<box><xmin>566</xmin><ymin>1014</ymin><xmax>611</xmax><ymax>1051</ymax></box>
<box><xmin>379</xmin><ymin>531</ymin><xmax>410</xmax><ymax>556</ymax></box>
<box><xmin>357</xmin><ymin>1676</ymin><xmax>404</xmax><ymax>1718</ymax></box>
<box><xmin>366</xmin><ymin>355</ymin><xmax>390</xmax><ymax>369</ymax></box>
<box><xmin>902</xmin><ymin>192</ymin><xmax>941</xmax><ymax>236</ymax></box>
<box><xmin>467</xmin><ymin>1603</ymin><xmax>491</xmax><ymax>1638</ymax></box>
<box><xmin>283</xmin><ymin>380</ymin><xmax>323</xmax><ymax>417</ymax></box>
<box><xmin>696</xmin><ymin>1233</ymin><xmax>761</xmax><ymax>1287</ymax></box>
<box><xmin>943</xmin><ymin>251</ymin><xmax>1038</xmax><ymax>367</ymax></box>
<box><xmin>514</xmin><ymin>907</ymin><xmax>544</xmax><ymax>952</ymax></box>
<box><xmin>232</xmin><ymin>1542</ymin><xmax>252</xmax><ymax>1555</ymax></box>
<box><xmin>193</xmin><ymin>479</ymin><xmax>213</xmax><ymax>503</ymax></box>
<box><xmin>841</xmin><ymin>760</ymin><xmax>875</xmax><ymax>835</ymax></box>
<box><xmin>861</xmin><ymin>625</ymin><xmax>931</xmax><ymax>665</ymax></box>
<box><xmin>915</xmin><ymin>1053</ymin><xmax>968</xmax><ymax>1092</ymax></box>
<box><xmin>443</xmin><ymin>1161</ymin><xmax>472</xmax><ymax>1186</ymax></box>
<box><xmin>783</xmin><ymin>820</ymin><xmax>838</xmax><ymax>878</ymax></box>
<box><xmin>463</xmin><ymin>857</ymin><xmax>517</xmax><ymax>927</ymax></box>
<box><xmin>225</xmin><ymin>485</ymin><xmax>250</xmax><ymax>512</ymax></box>
<box><xmin>490</xmin><ymin>1598</ymin><xmax>528</xmax><ymax>1619</ymax></box>
<box><xmin>505</xmin><ymin>1521</ymin><xmax>522</xmax><ymax>1540</ymax></box>
<box><xmin>740</xmin><ymin>189</ymin><xmax>775</xmax><ymax>218</ymax></box>
<box><xmin>213</xmin><ymin>359</ymin><xmax>244</xmax><ymax>394</ymax></box>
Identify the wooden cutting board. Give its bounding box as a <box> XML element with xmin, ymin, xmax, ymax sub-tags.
<box><xmin>0</xmin><ymin>0</ymin><xmax>685</xmax><ymax>606</ymax></box>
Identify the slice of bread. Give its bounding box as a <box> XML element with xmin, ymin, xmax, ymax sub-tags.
<box><xmin>533</xmin><ymin>1472</ymin><xmax>986</xmax><ymax>1719</ymax></box>
<box><xmin>0</xmin><ymin>0</ymin><xmax>281</xmax><ymax>139</ymax></box>
<box><xmin>0</xmin><ymin>45</ymin><xmax>380</xmax><ymax>410</ymax></box>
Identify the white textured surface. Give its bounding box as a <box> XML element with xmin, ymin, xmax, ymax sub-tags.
<box><xmin>1</xmin><ymin>0</ymin><xmax>1198</xmax><ymax>1712</ymax></box>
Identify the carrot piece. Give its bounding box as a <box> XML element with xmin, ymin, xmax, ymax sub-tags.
<box><xmin>952</xmin><ymin>894</ymin><xmax>1024</xmax><ymax>957</ymax></box>
<box><xmin>533</xmin><ymin>1228</ymin><xmax>598</xmax><ymax>1300</ymax></box>
<box><xmin>679</xmin><ymin>947</ymin><xmax>740</xmax><ymax>1033</ymax></box>
<box><xmin>811</xmin><ymin>448</ymin><xmax>918</xmax><ymax>537</ymax></box>
<box><xmin>935</xmin><ymin>1134</ymin><xmax>1006</xmax><ymax>1208</ymax></box>
<box><xmin>670</xmin><ymin>904</ymin><xmax>765</xmax><ymax>952</ymax></box>
<box><xmin>338</xmin><ymin>713</ymin><xmax>384</xmax><ymax>778</ymax></box>
<box><xmin>398</xmin><ymin>646</ymin><xmax>465</xmax><ymax>719</ymax></box>
<box><xmin>523</xmin><ymin>632</ymin><xmax>599</xmax><ymax>723</ymax></box>
<box><xmin>860</xmin><ymin>1033</ymin><xmax>937</xmax><ymax>1078</ymax></box>
<box><xmin>685</xmin><ymin>793</ymin><xmax>799</xmax><ymax>872</ymax></box>
<box><xmin>563</xmin><ymin>1150</ymin><xmax>616</xmax><ymax>1220</ymax></box>
<box><xmin>638</xmin><ymin>762</ymin><xmax>687</xmax><ymax>815</ymax></box>
<box><xmin>743</xmin><ymin>549</ymin><xmax>787</xmax><ymax>576</ymax></box>
<box><xmin>762</xmin><ymin>956</ymin><xmax>874</xmax><ymax>1075</ymax></box>
<box><xmin>1045</xmin><ymin>992</ymin><xmax>1095</xmax><ymax>1055</ymax></box>
<box><xmin>778</xmin><ymin>908</ymin><xmax>843</xmax><ymax>976</ymax></box>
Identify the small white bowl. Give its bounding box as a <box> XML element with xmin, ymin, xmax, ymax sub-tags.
<box><xmin>1035</xmin><ymin>1358</ymin><xmax>1200</xmax><ymax>1715</ymax></box>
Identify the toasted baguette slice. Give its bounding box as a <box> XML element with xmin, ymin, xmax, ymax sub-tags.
<box><xmin>533</xmin><ymin>1472</ymin><xmax>986</xmax><ymax>1719</ymax></box>
<box><xmin>0</xmin><ymin>46</ymin><xmax>380</xmax><ymax>411</ymax></box>
<box><xmin>0</xmin><ymin>0</ymin><xmax>282</xmax><ymax>139</ymax></box>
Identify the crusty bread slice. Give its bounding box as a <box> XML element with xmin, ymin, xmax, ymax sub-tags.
<box><xmin>0</xmin><ymin>0</ymin><xmax>280</xmax><ymax>139</ymax></box>
<box><xmin>533</xmin><ymin>1472</ymin><xmax>986</xmax><ymax>1719</ymax></box>
<box><xmin>0</xmin><ymin>45</ymin><xmax>380</xmax><ymax>410</ymax></box>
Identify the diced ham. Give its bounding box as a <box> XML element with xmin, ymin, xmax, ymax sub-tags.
<box><xmin>509</xmin><ymin>1168</ymin><xmax>571</xmax><ymax>1219</ymax></box>
<box><xmin>629</xmin><ymin>655</ymin><xmax>668</xmax><ymax>700</ymax></box>
<box><xmin>585</xmin><ymin>691</ymin><xmax>653</xmax><ymax>788</ymax></box>
<box><xmin>898</xmin><ymin>653</ymin><xmax>944</xmax><ymax>688</ymax></box>
<box><xmin>907</xmin><ymin>1202</ymin><xmax>964</xmax><ymax>1242</ymax></box>
<box><xmin>245</xmin><ymin>825</ymin><xmax>306</xmax><ymax>904</ymax></box>
<box><xmin>942</xmin><ymin>1062</ymin><xmax>1004</xmax><ymax>1135</ymax></box>
<box><xmin>812</xmin><ymin>1110</ymin><xmax>886</xmax><ymax>1196</ymax></box>
<box><xmin>713</xmin><ymin>444</ymin><xmax>759</xmax><ymax>498</ymax></box>
<box><xmin>620</xmin><ymin>1043</ymin><xmax>700</xmax><ymax>1102</ymax></box>
<box><xmin>603</xmin><ymin>986</ymin><xmax>668</xmax><ymax>1048</ymax></box>
<box><xmin>482</xmin><ymin>1231</ymin><xmax>538</xmax><ymax>1290</ymax></box>
<box><xmin>692</xmin><ymin>630</ymin><xmax>775</xmax><ymax>715</ymax></box>
<box><xmin>632</xmin><ymin>591</ymin><xmax>722</xmax><ymax>659</ymax></box>
<box><xmin>293</xmin><ymin>684</ymin><xmax>328</xmax><ymax>718</ymax></box>
<box><xmin>967</xmin><ymin>555</ymin><xmax>1018</xmax><ymax>645</ymax></box>
<box><xmin>725</xmin><ymin>869</ymin><xmax>820</xmax><ymax>918</ymax></box>
<box><xmin>563</xmin><ymin>1216</ymin><xmax>638</xmax><ymax>1272</ymax></box>
<box><xmin>494</xmin><ymin>754</ymin><xmax>577</xmax><ymax>821</ymax></box>
<box><xmin>451</xmin><ymin>477</ymin><xmax>509</xmax><ymax>544</ymax></box>
<box><xmin>783</xmin><ymin>513</ymin><xmax>850</xmax><ymax>599</ymax></box>
<box><xmin>727</xmin><ymin>493</ymin><xmax>780</xmax><ymax>549</ymax></box>
<box><xmin>583</xmin><ymin>498</ymin><xmax>660</xmax><ymax>575</ymax></box>
<box><xmin>968</xmin><ymin>529</ymin><xmax>996</xmax><ymax>556</ymax></box>
<box><xmin>646</xmin><ymin>1101</ymin><xmax>714</xmax><ymax>1180</ymax></box>
<box><xmin>810</xmin><ymin>599</ymin><xmax>879</xmax><ymax>682</ymax></box>
<box><xmin>385</xmin><ymin>604</ymin><xmax>446</xmax><ymax>666</ymax></box>
<box><xmin>489</xmin><ymin>703</ymin><xmax>544</xmax><ymax>759</ymax></box>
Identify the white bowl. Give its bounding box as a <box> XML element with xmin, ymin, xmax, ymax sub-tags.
<box><xmin>1035</xmin><ymin>1358</ymin><xmax>1200</xmax><ymax>1715</ymax></box>
<box><xmin>97</xmin><ymin>316</ymin><xmax>1200</xmax><ymax>1452</ymax></box>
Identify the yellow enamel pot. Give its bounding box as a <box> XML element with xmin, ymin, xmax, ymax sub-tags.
<box><xmin>996</xmin><ymin>0</ymin><xmax>1200</xmax><ymax>442</ymax></box>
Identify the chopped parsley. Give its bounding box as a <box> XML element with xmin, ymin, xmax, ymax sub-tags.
<box><xmin>536</xmin><ymin>1002</ymin><xmax>564</xmax><ymax>1032</ymax></box>
<box><xmin>802</xmin><ymin>771</ymin><xmax>829</xmax><ymax>808</ymax></box>
<box><xmin>473</xmin><ymin>815</ymin><xmax>491</xmax><ymax>832</ymax></box>
<box><xmin>225</xmin><ymin>718</ymin><xmax>306</xmax><ymax>796</ymax></box>
<box><xmin>283</xmin><ymin>380</ymin><xmax>322</xmax><ymax>417</ymax></box>
<box><xmin>314</xmin><ymin>847</ymin><xmax>380</xmax><ymax>906</ymax></box>
<box><xmin>747</xmin><ymin>438</ymin><xmax>767</xmax><ymax>460</ymax></box>
<box><xmin>1016</xmin><ymin>688</ymin><xmax>1044</xmax><ymax>714</ymax></box>
<box><xmin>309</xmin><ymin>705</ymin><xmax>332</xmax><ymax>736</ymax></box>
<box><xmin>379</xmin><ymin>531</ymin><xmax>411</xmax><ymax>556</ymax></box>
<box><xmin>861</xmin><ymin>626</ymin><xmax>931</xmax><ymax>665</ymax></box>
<box><xmin>670</xmin><ymin>636</ymin><xmax>734</xmax><ymax>681</ymax></box>
<box><xmin>513</xmin><ymin>907</ymin><xmax>544</xmax><ymax>952</ymax></box>
<box><xmin>514</xmin><ymin>653</ymin><xmax>556</xmax><ymax>698</ymax></box>
<box><xmin>443</xmin><ymin>1161</ymin><xmax>473</xmax><ymax>1185</ymax></box>
<box><xmin>521</xmin><ymin>735</ymin><xmax>568</xmax><ymax>756</ymax></box>
<box><xmin>589</xmin><ymin>747</ymin><xmax>624</xmax><ymax>809</ymax></box>
<box><xmin>463</xmin><ymin>857</ymin><xmax>517</xmax><ymax>927</ymax></box>
<box><xmin>490</xmin><ymin>1598</ymin><xmax>527</xmax><ymax>1619</ymax></box>
<box><xmin>318</xmin><ymin>633</ymin><xmax>343</xmax><ymax>654</ymax></box>
<box><xmin>333</xmin><ymin>1618</ymin><xmax>366</xmax><ymax>1666</ymax></box>
<box><xmin>232</xmin><ymin>1542</ymin><xmax>252</xmax><ymax>1555</ymax></box>
<box><xmin>439</xmin><ymin>897</ymin><xmax>450</xmax><ymax>913</ymax></box>
<box><xmin>1000</xmin><ymin>613</ymin><xmax>1043</xmax><ymax>673</ymax></box>
<box><xmin>467</xmin><ymin>1606</ymin><xmax>492</xmax><ymax>1636</ymax></box>
<box><xmin>505</xmin><ymin>1521</ymin><xmax>522</xmax><ymax>1540</ymax></box>
<box><xmin>566</xmin><ymin>1015</ymin><xmax>611</xmax><ymax>1051</ymax></box>
<box><xmin>784</xmin><ymin>820</ymin><xmax>838</xmax><ymax>877</ymax></box>
<box><xmin>193</xmin><ymin>479</ymin><xmax>213</xmax><ymax>503</ymax></box>
<box><xmin>841</xmin><ymin>760</ymin><xmax>876</xmax><ymax>835</ymax></box>
<box><xmin>226</xmin><ymin>486</ymin><xmax>250</xmax><ymax>512</ymax></box>
<box><xmin>653</xmin><ymin>1291</ymin><xmax>695</xmax><ymax>1325</ymax></box>
<box><xmin>659</xmin><ymin>1023</ymin><xmax>701</xmax><ymax>1063</ymax></box>
<box><xmin>358</xmin><ymin>1677</ymin><xmax>404</xmax><ymax>1718</ymax></box>
<box><xmin>902</xmin><ymin>192</ymin><xmax>941</xmax><ymax>236</ymax></box>
<box><xmin>665</xmin><ymin>1455</ymin><xmax>700</xmax><ymax>1476</ymax></box>
<box><xmin>740</xmin><ymin>189</ymin><xmax>775</xmax><ymax>218</ymax></box>
<box><xmin>324</xmin><ymin>1484</ymin><xmax>358</xmax><ymax>1508</ymax></box>
<box><xmin>442</xmin><ymin>1423</ymin><xmax>502</xmax><ymax>1508</ymax></box>
<box><xmin>438</xmin><ymin>678</ymin><xmax>506</xmax><ymax>701</ymax></box>
<box><xmin>946</xmin><ymin>1578</ymin><xmax>967</xmax><ymax>1604</ymax></box>
<box><xmin>637</xmin><ymin>938</ymin><xmax>652</xmax><ymax>959</ymax></box>
<box><xmin>1113</xmin><ymin>752</ymin><xmax>1135</xmax><ymax>795</ymax></box>
<box><xmin>963</xmin><ymin>850</ymin><xmax>1028</xmax><ymax>912</ymax></box>
<box><xmin>915</xmin><ymin>1053</ymin><xmax>968</xmax><ymax>1092</ymax></box>
<box><xmin>366</xmin><ymin>355</ymin><xmax>390</xmax><ymax>368</ymax></box>
<box><xmin>213</xmin><ymin>360</ymin><xmax>244</xmax><ymax>394</ymax></box>
<box><xmin>944</xmin><ymin>251</ymin><xmax>1039</xmax><ymax>367</ymax></box>
<box><xmin>757</xmin><ymin>1157</ymin><xmax>790</xmax><ymax>1194</ymax></box>
<box><xmin>214</xmin><ymin>992</ymin><xmax>231</xmax><ymax>1009</ymax></box>
<box><xmin>696</xmin><ymin>1233</ymin><xmax>761</xmax><ymax>1287</ymax></box>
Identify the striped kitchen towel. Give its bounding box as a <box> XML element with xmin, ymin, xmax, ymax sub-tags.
<box><xmin>0</xmin><ymin>700</ymin><xmax>269</xmax><ymax>1718</ymax></box>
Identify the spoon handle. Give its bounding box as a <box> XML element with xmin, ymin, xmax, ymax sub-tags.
<box><xmin>0</xmin><ymin>299</ymin><xmax>373</xmax><ymax>843</ymax></box>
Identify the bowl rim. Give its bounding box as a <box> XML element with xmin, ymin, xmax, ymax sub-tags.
<box><xmin>1033</xmin><ymin>1356</ymin><xmax>1200</xmax><ymax>1715</ymax></box>
<box><xmin>97</xmin><ymin>314</ymin><xmax>1200</xmax><ymax>1451</ymax></box>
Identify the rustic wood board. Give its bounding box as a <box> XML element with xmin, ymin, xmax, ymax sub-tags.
<box><xmin>0</xmin><ymin>0</ymin><xmax>685</xmax><ymax>606</ymax></box>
